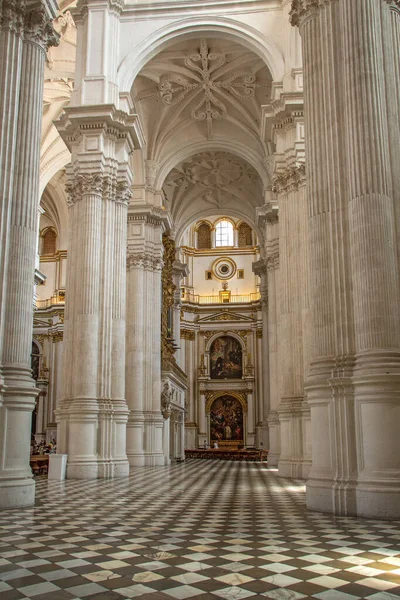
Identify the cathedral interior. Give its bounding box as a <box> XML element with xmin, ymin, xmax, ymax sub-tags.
<box><xmin>0</xmin><ymin>0</ymin><xmax>400</xmax><ymax>598</ymax></box>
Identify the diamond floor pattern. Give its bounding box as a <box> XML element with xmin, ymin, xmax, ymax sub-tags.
<box><xmin>0</xmin><ymin>460</ymin><xmax>399</xmax><ymax>599</ymax></box>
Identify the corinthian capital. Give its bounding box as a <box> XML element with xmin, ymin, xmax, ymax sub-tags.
<box><xmin>290</xmin><ymin>0</ymin><xmax>324</xmax><ymax>27</ymax></box>
<box><xmin>24</xmin><ymin>4</ymin><xmax>60</xmax><ymax>49</ymax></box>
<box><xmin>0</xmin><ymin>0</ymin><xmax>25</xmax><ymax>34</ymax></box>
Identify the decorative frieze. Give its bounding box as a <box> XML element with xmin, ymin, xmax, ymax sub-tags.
<box><xmin>272</xmin><ymin>164</ymin><xmax>306</xmax><ymax>194</ymax></box>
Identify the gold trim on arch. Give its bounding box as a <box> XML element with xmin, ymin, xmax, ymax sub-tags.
<box><xmin>205</xmin><ymin>390</ymin><xmax>248</xmax><ymax>414</ymax></box>
<box><xmin>194</xmin><ymin>219</ymin><xmax>213</xmax><ymax>232</ymax></box>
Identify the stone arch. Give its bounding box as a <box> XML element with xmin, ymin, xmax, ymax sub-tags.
<box><xmin>155</xmin><ymin>140</ymin><xmax>269</xmax><ymax>190</ymax></box>
<box><xmin>205</xmin><ymin>390</ymin><xmax>248</xmax><ymax>414</ymax></box>
<box><xmin>118</xmin><ymin>17</ymin><xmax>285</xmax><ymax>94</ymax></box>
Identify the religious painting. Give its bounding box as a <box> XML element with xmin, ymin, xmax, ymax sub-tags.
<box><xmin>210</xmin><ymin>335</ymin><xmax>242</xmax><ymax>379</ymax></box>
<box><xmin>210</xmin><ymin>395</ymin><xmax>244</xmax><ymax>443</ymax></box>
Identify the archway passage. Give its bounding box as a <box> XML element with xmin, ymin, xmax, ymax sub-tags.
<box><xmin>210</xmin><ymin>395</ymin><xmax>244</xmax><ymax>445</ymax></box>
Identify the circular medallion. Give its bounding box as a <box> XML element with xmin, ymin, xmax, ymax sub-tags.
<box><xmin>212</xmin><ymin>257</ymin><xmax>237</xmax><ymax>280</ymax></box>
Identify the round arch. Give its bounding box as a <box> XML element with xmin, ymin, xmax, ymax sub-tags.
<box><xmin>205</xmin><ymin>390</ymin><xmax>248</xmax><ymax>415</ymax></box>
<box><xmin>117</xmin><ymin>16</ymin><xmax>284</xmax><ymax>93</ymax></box>
<box><xmin>155</xmin><ymin>140</ymin><xmax>269</xmax><ymax>190</ymax></box>
<box><xmin>205</xmin><ymin>331</ymin><xmax>246</xmax><ymax>354</ymax></box>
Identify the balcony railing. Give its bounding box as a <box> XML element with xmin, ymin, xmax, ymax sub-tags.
<box><xmin>182</xmin><ymin>291</ymin><xmax>261</xmax><ymax>305</ymax></box>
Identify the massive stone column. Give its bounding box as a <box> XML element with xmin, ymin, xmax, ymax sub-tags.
<box><xmin>55</xmin><ymin>106</ymin><xmax>135</xmax><ymax>479</ymax></box>
<box><xmin>0</xmin><ymin>1</ymin><xmax>58</xmax><ymax>508</ymax></box>
<box><xmin>273</xmin><ymin>166</ymin><xmax>311</xmax><ymax>479</ymax></box>
<box><xmin>252</xmin><ymin>260</ymin><xmax>270</xmax><ymax>449</ymax></box>
<box><xmin>126</xmin><ymin>207</ymin><xmax>171</xmax><ymax>466</ymax></box>
<box><xmin>291</xmin><ymin>0</ymin><xmax>400</xmax><ymax>517</ymax></box>
<box><xmin>256</xmin><ymin>202</ymin><xmax>281</xmax><ymax>466</ymax></box>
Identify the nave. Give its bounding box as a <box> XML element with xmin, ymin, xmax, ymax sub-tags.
<box><xmin>1</xmin><ymin>461</ymin><xmax>400</xmax><ymax>600</ymax></box>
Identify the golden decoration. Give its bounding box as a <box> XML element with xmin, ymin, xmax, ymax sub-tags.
<box><xmin>161</xmin><ymin>234</ymin><xmax>177</xmax><ymax>370</ymax></box>
<box><xmin>198</xmin><ymin>353</ymin><xmax>206</xmax><ymax>376</ymax></box>
<box><xmin>205</xmin><ymin>390</ymin><xmax>248</xmax><ymax>414</ymax></box>
<box><xmin>181</xmin><ymin>329</ymin><xmax>195</xmax><ymax>341</ymax></box>
<box><xmin>245</xmin><ymin>352</ymin><xmax>254</xmax><ymax>376</ymax></box>
<box><xmin>256</xmin><ymin>328</ymin><xmax>263</xmax><ymax>339</ymax></box>
<box><xmin>52</xmin><ymin>332</ymin><xmax>63</xmax><ymax>343</ymax></box>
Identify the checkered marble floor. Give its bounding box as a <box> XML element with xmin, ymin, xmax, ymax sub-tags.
<box><xmin>1</xmin><ymin>461</ymin><xmax>400</xmax><ymax>600</ymax></box>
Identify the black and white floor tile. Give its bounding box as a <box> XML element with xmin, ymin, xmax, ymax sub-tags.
<box><xmin>0</xmin><ymin>460</ymin><xmax>399</xmax><ymax>599</ymax></box>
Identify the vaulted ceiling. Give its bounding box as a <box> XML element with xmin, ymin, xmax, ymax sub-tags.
<box><xmin>163</xmin><ymin>151</ymin><xmax>264</xmax><ymax>233</ymax></box>
<box><xmin>133</xmin><ymin>38</ymin><xmax>272</xmax><ymax>166</ymax></box>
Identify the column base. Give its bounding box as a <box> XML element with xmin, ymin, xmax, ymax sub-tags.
<box><xmin>267</xmin><ymin>411</ymin><xmax>280</xmax><ymax>466</ymax></box>
<box><xmin>0</xmin><ymin>477</ymin><xmax>35</xmax><ymax>509</ymax></box>
<box><xmin>143</xmin><ymin>411</ymin><xmax>165</xmax><ymax>466</ymax></box>
<box><xmin>278</xmin><ymin>459</ymin><xmax>312</xmax><ymax>480</ymax></box>
<box><xmin>306</xmin><ymin>475</ymin><xmax>358</xmax><ymax>516</ymax></box>
<box><xmin>356</xmin><ymin>482</ymin><xmax>400</xmax><ymax>519</ymax></box>
<box><xmin>127</xmin><ymin>411</ymin><xmax>145</xmax><ymax>467</ymax></box>
<box><xmin>67</xmin><ymin>461</ymin><xmax>99</xmax><ymax>480</ymax></box>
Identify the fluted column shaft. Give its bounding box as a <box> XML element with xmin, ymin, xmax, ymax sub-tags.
<box><xmin>0</xmin><ymin>2</ymin><xmax>58</xmax><ymax>508</ymax></box>
<box><xmin>341</xmin><ymin>0</ymin><xmax>400</xmax><ymax>518</ymax></box>
<box><xmin>274</xmin><ymin>170</ymin><xmax>311</xmax><ymax>480</ymax></box>
<box><xmin>55</xmin><ymin>107</ymin><xmax>135</xmax><ymax>480</ymax></box>
<box><xmin>292</xmin><ymin>0</ymin><xmax>400</xmax><ymax>517</ymax></box>
<box><xmin>126</xmin><ymin>255</ymin><xmax>145</xmax><ymax>466</ymax></box>
<box><xmin>125</xmin><ymin>209</ymin><xmax>170</xmax><ymax>467</ymax></box>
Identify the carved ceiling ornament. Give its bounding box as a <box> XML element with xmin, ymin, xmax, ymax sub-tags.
<box><xmin>137</xmin><ymin>39</ymin><xmax>269</xmax><ymax>139</ymax></box>
<box><xmin>165</xmin><ymin>152</ymin><xmax>258</xmax><ymax>191</ymax></box>
<box><xmin>163</xmin><ymin>151</ymin><xmax>262</xmax><ymax>213</ymax></box>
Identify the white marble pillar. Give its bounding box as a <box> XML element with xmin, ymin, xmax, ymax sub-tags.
<box><xmin>0</xmin><ymin>2</ymin><xmax>58</xmax><ymax>508</ymax></box>
<box><xmin>126</xmin><ymin>207</ymin><xmax>171</xmax><ymax>466</ymax></box>
<box><xmin>256</xmin><ymin>202</ymin><xmax>281</xmax><ymax>466</ymax></box>
<box><xmin>126</xmin><ymin>253</ymin><xmax>146</xmax><ymax>466</ymax></box>
<box><xmin>273</xmin><ymin>167</ymin><xmax>311</xmax><ymax>479</ymax></box>
<box><xmin>341</xmin><ymin>0</ymin><xmax>400</xmax><ymax>518</ymax></box>
<box><xmin>55</xmin><ymin>107</ymin><xmax>135</xmax><ymax>479</ymax></box>
<box><xmin>252</xmin><ymin>261</ymin><xmax>270</xmax><ymax>448</ymax></box>
<box><xmin>291</xmin><ymin>0</ymin><xmax>400</xmax><ymax>517</ymax></box>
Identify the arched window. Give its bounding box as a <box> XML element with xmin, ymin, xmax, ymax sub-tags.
<box><xmin>215</xmin><ymin>220</ymin><xmax>234</xmax><ymax>247</ymax></box>
<box><xmin>238</xmin><ymin>222</ymin><xmax>253</xmax><ymax>247</ymax></box>
<box><xmin>197</xmin><ymin>222</ymin><xmax>212</xmax><ymax>249</ymax></box>
<box><xmin>42</xmin><ymin>228</ymin><xmax>57</xmax><ymax>255</ymax></box>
